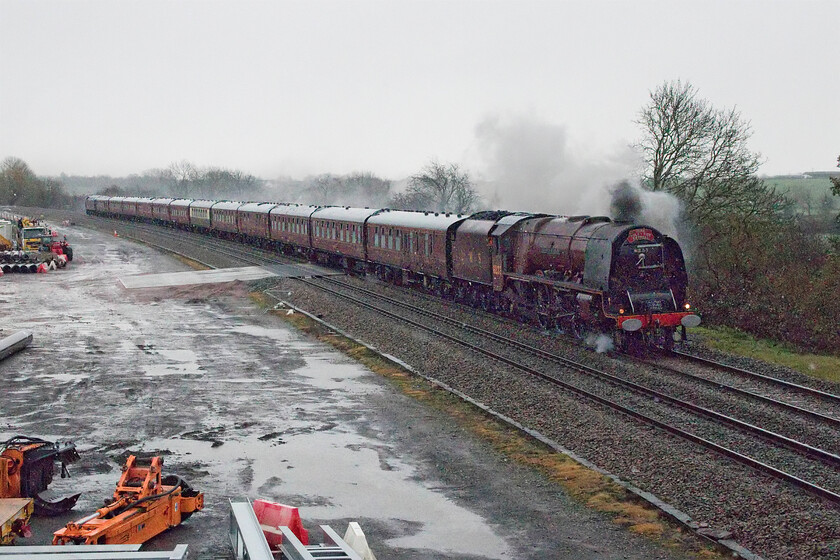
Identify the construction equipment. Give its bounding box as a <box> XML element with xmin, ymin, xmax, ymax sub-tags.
<box><xmin>20</xmin><ymin>225</ymin><xmax>50</xmax><ymax>252</ymax></box>
<box><xmin>0</xmin><ymin>221</ymin><xmax>15</xmax><ymax>251</ymax></box>
<box><xmin>0</xmin><ymin>215</ymin><xmax>73</xmax><ymax>263</ymax></box>
<box><xmin>0</xmin><ymin>436</ymin><xmax>81</xmax><ymax>516</ymax></box>
<box><xmin>53</xmin><ymin>455</ymin><xmax>203</xmax><ymax>546</ymax></box>
<box><xmin>0</xmin><ymin>498</ymin><xmax>33</xmax><ymax>545</ymax></box>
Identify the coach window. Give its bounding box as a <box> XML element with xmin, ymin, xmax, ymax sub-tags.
<box><xmin>395</xmin><ymin>230</ymin><xmax>401</xmax><ymax>251</ymax></box>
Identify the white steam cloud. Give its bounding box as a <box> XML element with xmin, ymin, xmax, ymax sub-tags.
<box><xmin>467</xmin><ymin>113</ymin><xmax>683</xmax><ymax>239</ymax></box>
<box><xmin>585</xmin><ymin>332</ymin><xmax>615</xmax><ymax>354</ymax></box>
<box><xmin>469</xmin><ymin>113</ymin><xmax>638</xmax><ymax>215</ymax></box>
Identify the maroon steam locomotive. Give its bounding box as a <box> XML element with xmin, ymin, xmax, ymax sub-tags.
<box><xmin>87</xmin><ymin>195</ymin><xmax>700</xmax><ymax>350</ymax></box>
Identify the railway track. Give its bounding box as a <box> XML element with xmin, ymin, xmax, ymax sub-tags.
<box><xmin>290</xmin><ymin>276</ymin><xmax>840</xmax><ymax>503</ymax></box>
<box><xmin>99</xmin><ymin>218</ymin><xmax>840</xmax><ymax>507</ymax></box>
<box><xmin>671</xmin><ymin>349</ymin><xmax>840</xmax><ymax>406</ymax></box>
<box><xmin>634</xmin><ymin>354</ymin><xmax>840</xmax><ymax>431</ymax></box>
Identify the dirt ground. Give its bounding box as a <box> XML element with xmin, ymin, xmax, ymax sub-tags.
<box><xmin>0</xmin><ymin>225</ymin><xmax>696</xmax><ymax>559</ymax></box>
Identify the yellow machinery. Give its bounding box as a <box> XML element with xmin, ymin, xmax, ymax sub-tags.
<box><xmin>20</xmin><ymin>226</ymin><xmax>52</xmax><ymax>252</ymax></box>
<box><xmin>0</xmin><ymin>221</ymin><xmax>15</xmax><ymax>250</ymax></box>
<box><xmin>0</xmin><ymin>498</ymin><xmax>33</xmax><ymax>544</ymax></box>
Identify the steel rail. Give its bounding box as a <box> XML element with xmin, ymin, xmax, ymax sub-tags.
<box><xmin>633</xmin><ymin>356</ymin><xmax>840</xmax><ymax>430</ymax></box>
<box><xmin>296</xmin><ymin>276</ymin><xmax>840</xmax><ymax>505</ymax></box>
<box><xmin>674</xmin><ymin>350</ymin><xmax>840</xmax><ymax>406</ymax></box>
<box><xmin>316</xmin><ymin>277</ymin><xmax>840</xmax><ymax>468</ymax></box>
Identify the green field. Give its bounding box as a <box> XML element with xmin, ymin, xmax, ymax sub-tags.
<box><xmin>693</xmin><ymin>326</ymin><xmax>840</xmax><ymax>384</ymax></box>
<box><xmin>765</xmin><ymin>175</ymin><xmax>837</xmax><ymax>215</ymax></box>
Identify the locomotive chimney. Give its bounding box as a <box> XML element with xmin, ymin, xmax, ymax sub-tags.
<box><xmin>609</xmin><ymin>180</ymin><xmax>641</xmax><ymax>222</ymax></box>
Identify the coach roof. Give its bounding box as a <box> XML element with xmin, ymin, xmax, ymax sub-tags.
<box><xmin>311</xmin><ymin>207</ymin><xmax>382</xmax><ymax>222</ymax></box>
<box><xmin>269</xmin><ymin>204</ymin><xmax>320</xmax><ymax>218</ymax></box>
<box><xmin>368</xmin><ymin>209</ymin><xmax>466</xmax><ymax>231</ymax></box>
<box><xmin>212</xmin><ymin>201</ymin><xmax>245</xmax><ymax>211</ymax></box>
<box><xmin>239</xmin><ymin>202</ymin><xmax>280</xmax><ymax>214</ymax></box>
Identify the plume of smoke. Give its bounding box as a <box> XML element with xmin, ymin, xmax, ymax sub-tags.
<box><xmin>610</xmin><ymin>180</ymin><xmax>642</xmax><ymax>222</ymax></box>
<box><xmin>468</xmin><ymin>113</ymin><xmax>639</xmax><ymax>215</ymax></box>
<box><xmin>468</xmin><ymin>113</ymin><xmax>685</xmax><ymax>241</ymax></box>
<box><xmin>607</xmin><ymin>179</ymin><xmax>683</xmax><ymax>239</ymax></box>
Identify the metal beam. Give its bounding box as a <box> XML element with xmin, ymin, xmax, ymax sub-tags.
<box><xmin>228</xmin><ymin>499</ymin><xmax>274</xmax><ymax>560</ymax></box>
<box><xmin>0</xmin><ymin>544</ymin><xmax>188</xmax><ymax>559</ymax></box>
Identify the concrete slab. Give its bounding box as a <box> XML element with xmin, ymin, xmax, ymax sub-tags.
<box><xmin>120</xmin><ymin>263</ymin><xmax>340</xmax><ymax>289</ymax></box>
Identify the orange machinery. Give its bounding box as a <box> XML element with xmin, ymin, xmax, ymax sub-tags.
<box><xmin>0</xmin><ymin>436</ymin><xmax>80</xmax><ymax>515</ymax></box>
<box><xmin>53</xmin><ymin>455</ymin><xmax>203</xmax><ymax>545</ymax></box>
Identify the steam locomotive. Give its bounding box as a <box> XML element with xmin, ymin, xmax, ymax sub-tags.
<box><xmin>86</xmin><ymin>195</ymin><xmax>700</xmax><ymax>350</ymax></box>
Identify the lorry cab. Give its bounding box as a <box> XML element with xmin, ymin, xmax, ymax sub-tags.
<box><xmin>21</xmin><ymin>226</ymin><xmax>52</xmax><ymax>252</ymax></box>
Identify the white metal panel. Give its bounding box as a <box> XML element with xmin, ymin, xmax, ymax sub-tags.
<box><xmin>239</xmin><ymin>202</ymin><xmax>280</xmax><ymax>214</ymax></box>
<box><xmin>190</xmin><ymin>200</ymin><xmax>216</xmax><ymax>209</ymax></box>
<box><xmin>212</xmin><ymin>201</ymin><xmax>245</xmax><ymax>211</ymax></box>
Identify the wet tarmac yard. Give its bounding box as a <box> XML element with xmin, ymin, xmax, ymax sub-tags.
<box><xmin>0</xmin><ymin>224</ymin><xmax>704</xmax><ymax>559</ymax></box>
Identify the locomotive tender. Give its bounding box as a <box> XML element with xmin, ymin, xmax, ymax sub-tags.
<box><xmin>86</xmin><ymin>195</ymin><xmax>700</xmax><ymax>350</ymax></box>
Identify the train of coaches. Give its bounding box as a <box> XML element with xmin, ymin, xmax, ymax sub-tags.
<box><xmin>86</xmin><ymin>195</ymin><xmax>700</xmax><ymax>350</ymax></box>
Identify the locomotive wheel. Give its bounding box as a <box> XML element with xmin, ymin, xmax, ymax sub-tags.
<box><xmin>616</xmin><ymin>331</ymin><xmax>644</xmax><ymax>355</ymax></box>
<box><xmin>537</xmin><ymin>313</ymin><xmax>555</xmax><ymax>330</ymax></box>
<box><xmin>660</xmin><ymin>329</ymin><xmax>676</xmax><ymax>352</ymax></box>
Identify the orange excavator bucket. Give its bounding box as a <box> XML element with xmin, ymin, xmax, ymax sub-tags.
<box><xmin>53</xmin><ymin>455</ymin><xmax>203</xmax><ymax>546</ymax></box>
<box><xmin>0</xmin><ymin>436</ymin><xmax>80</xmax><ymax>516</ymax></box>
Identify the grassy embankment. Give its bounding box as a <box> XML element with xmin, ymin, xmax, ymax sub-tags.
<box><xmin>693</xmin><ymin>326</ymin><xmax>840</xmax><ymax>383</ymax></box>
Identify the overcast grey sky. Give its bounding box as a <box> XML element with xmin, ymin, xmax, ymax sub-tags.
<box><xmin>1</xmin><ymin>0</ymin><xmax>838</xmax><ymax>184</ymax></box>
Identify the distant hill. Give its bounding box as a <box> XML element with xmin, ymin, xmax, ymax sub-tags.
<box><xmin>763</xmin><ymin>174</ymin><xmax>839</xmax><ymax>222</ymax></box>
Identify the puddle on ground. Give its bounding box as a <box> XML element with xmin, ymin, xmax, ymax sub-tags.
<box><xmin>139</xmin><ymin>348</ymin><xmax>204</xmax><ymax>378</ymax></box>
<box><xmin>138</xmin><ymin>434</ymin><xmax>512</xmax><ymax>558</ymax></box>
<box><xmin>229</xmin><ymin>324</ymin><xmax>296</xmax><ymax>344</ymax></box>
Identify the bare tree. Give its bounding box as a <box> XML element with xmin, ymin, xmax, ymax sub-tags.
<box><xmin>636</xmin><ymin>80</ymin><xmax>785</xmax><ymax>222</ymax></box>
<box><xmin>394</xmin><ymin>161</ymin><xmax>479</xmax><ymax>213</ymax></box>
<box><xmin>831</xmin><ymin>156</ymin><xmax>840</xmax><ymax>222</ymax></box>
<box><xmin>168</xmin><ymin>160</ymin><xmax>199</xmax><ymax>198</ymax></box>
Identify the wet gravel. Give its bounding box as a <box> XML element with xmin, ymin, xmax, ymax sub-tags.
<box><xmin>52</xmin><ymin>212</ymin><xmax>840</xmax><ymax>558</ymax></box>
<box><xmin>271</xmin><ymin>274</ymin><xmax>840</xmax><ymax>560</ymax></box>
<box><xmin>310</xmin><ymin>277</ymin><xmax>840</xmax><ymax>494</ymax></box>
